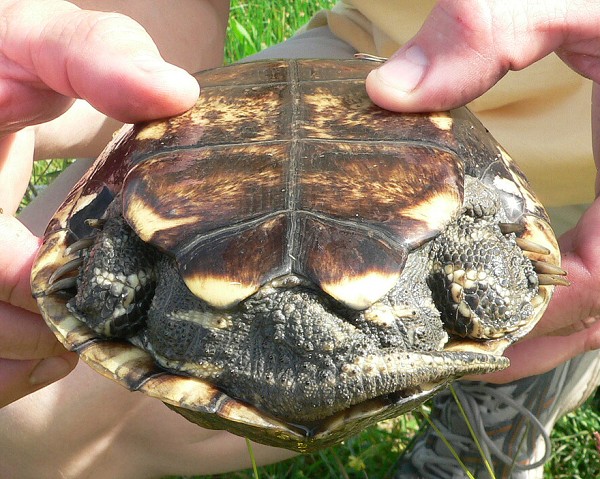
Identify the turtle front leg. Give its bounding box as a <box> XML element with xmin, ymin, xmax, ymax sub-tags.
<box><xmin>427</xmin><ymin>207</ymin><xmax>539</xmax><ymax>340</ymax></box>
<box><xmin>65</xmin><ymin>213</ymin><xmax>158</xmax><ymax>338</ymax></box>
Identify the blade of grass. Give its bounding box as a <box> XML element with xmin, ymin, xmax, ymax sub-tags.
<box><xmin>449</xmin><ymin>385</ymin><xmax>496</xmax><ymax>479</ymax></box>
<box><xmin>421</xmin><ymin>409</ymin><xmax>477</xmax><ymax>479</ymax></box>
<box><xmin>245</xmin><ymin>438</ymin><xmax>260</xmax><ymax>479</ymax></box>
<box><xmin>330</xmin><ymin>448</ymin><xmax>350</xmax><ymax>479</ymax></box>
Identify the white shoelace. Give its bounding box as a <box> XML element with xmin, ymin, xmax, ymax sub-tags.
<box><xmin>450</xmin><ymin>383</ymin><xmax>552</xmax><ymax>471</ymax></box>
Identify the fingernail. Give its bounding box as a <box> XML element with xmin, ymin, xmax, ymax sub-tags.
<box><xmin>134</xmin><ymin>54</ymin><xmax>198</xmax><ymax>87</ymax></box>
<box><xmin>134</xmin><ymin>53</ymin><xmax>178</xmax><ymax>73</ymax></box>
<box><xmin>375</xmin><ymin>44</ymin><xmax>428</xmax><ymax>94</ymax></box>
<box><xmin>132</xmin><ymin>54</ymin><xmax>200</xmax><ymax>111</ymax></box>
<box><xmin>29</xmin><ymin>357</ymin><xmax>73</xmax><ymax>386</ymax></box>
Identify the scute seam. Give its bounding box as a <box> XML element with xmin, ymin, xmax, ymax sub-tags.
<box><xmin>173</xmin><ymin>209</ymin><xmax>416</xmax><ymax>259</ymax></box>
<box><xmin>287</xmin><ymin>60</ymin><xmax>301</xmax><ymax>272</ymax></box>
<box><xmin>126</xmin><ymin>137</ymin><xmax>460</xmax><ymax>168</ymax></box>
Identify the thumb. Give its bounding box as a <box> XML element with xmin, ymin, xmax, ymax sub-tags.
<box><xmin>365</xmin><ymin>0</ymin><xmax>511</xmax><ymax>112</ymax></box>
<box><xmin>0</xmin><ymin>0</ymin><xmax>200</xmax><ymax>126</ymax></box>
<box><xmin>365</xmin><ymin>0</ymin><xmax>600</xmax><ymax>112</ymax></box>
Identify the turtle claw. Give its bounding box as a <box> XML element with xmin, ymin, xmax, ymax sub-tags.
<box><xmin>515</xmin><ymin>237</ymin><xmax>551</xmax><ymax>255</ymax></box>
<box><xmin>45</xmin><ymin>276</ymin><xmax>78</xmax><ymax>295</ymax></box>
<box><xmin>65</xmin><ymin>237</ymin><xmax>94</xmax><ymax>255</ymax></box>
<box><xmin>85</xmin><ymin>218</ymin><xmax>106</xmax><ymax>229</ymax></box>
<box><xmin>47</xmin><ymin>253</ymin><xmax>86</xmax><ymax>296</ymax></box>
<box><xmin>49</xmin><ymin>257</ymin><xmax>84</xmax><ymax>285</ymax></box>
<box><xmin>537</xmin><ymin>274</ymin><xmax>571</xmax><ymax>286</ymax></box>
<box><xmin>43</xmin><ymin>233</ymin><xmax>97</xmax><ymax>297</ymax></box>
<box><xmin>498</xmin><ymin>222</ymin><xmax>525</xmax><ymax>235</ymax></box>
<box><xmin>533</xmin><ymin>258</ymin><xmax>570</xmax><ymax>286</ymax></box>
<box><xmin>531</xmin><ymin>260</ymin><xmax>567</xmax><ymax>277</ymax></box>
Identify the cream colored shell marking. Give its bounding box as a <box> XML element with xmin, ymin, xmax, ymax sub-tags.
<box><xmin>320</xmin><ymin>271</ymin><xmax>401</xmax><ymax>310</ymax></box>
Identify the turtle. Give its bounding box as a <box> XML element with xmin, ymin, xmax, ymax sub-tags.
<box><xmin>31</xmin><ymin>58</ymin><xmax>568</xmax><ymax>452</ymax></box>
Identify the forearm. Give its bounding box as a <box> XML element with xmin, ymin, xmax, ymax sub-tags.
<box><xmin>72</xmin><ymin>0</ymin><xmax>229</xmax><ymax>74</ymax></box>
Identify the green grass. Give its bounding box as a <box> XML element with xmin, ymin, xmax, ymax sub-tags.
<box><xmin>224</xmin><ymin>0</ymin><xmax>334</xmax><ymax>63</ymax></box>
<box><xmin>546</xmin><ymin>394</ymin><xmax>600</xmax><ymax>478</ymax></box>
<box><xmin>209</xmin><ymin>414</ymin><xmax>421</xmax><ymax>479</ymax></box>
<box><xmin>27</xmin><ymin>1</ymin><xmax>600</xmax><ymax>478</ymax></box>
<box><xmin>21</xmin><ymin>158</ymin><xmax>74</xmax><ymax>211</ymax></box>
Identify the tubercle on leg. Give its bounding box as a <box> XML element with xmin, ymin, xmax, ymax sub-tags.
<box><xmin>427</xmin><ymin>213</ymin><xmax>540</xmax><ymax>341</ymax></box>
<box><xmin>53</xmin><ymin>210</ymin><xmax>159</xmax><ymax>338</ymax></box>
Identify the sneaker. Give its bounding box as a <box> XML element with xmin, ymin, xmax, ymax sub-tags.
<box><xmin>391</xmin><ymin>350</ymin><xmax>600</xmax><ymax>479</ymax></box>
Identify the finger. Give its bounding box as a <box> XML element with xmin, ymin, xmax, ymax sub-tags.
<box><xmin>530</xmin><ymin>199</ymin><xmax>600</xmax><ymax>338</ymax></box>
<box><xmin>592</xmin><ymin>83</ymin><xmax>600</xmax><ymax>194</ymax></box>
<box><xmin>472</xmin><ymin>321</ymin><xmax>600</xmax><ymax>383</ymax></box>
<box><xmin>0</xmin><ymin>300</ymin><xmax>68</xmax><ymax>360</ymax></box>
<box><xmin>0</xmin><ymin>214</ymin><xmax>41</xmax><ymax>313</ymax></box>
<box><xmin>0</xmin><ymin>129</ymin><xmax>35</xmax><ymax>215</ymax></box>
<box><xmin>0</xmin><ymin>353</ymin><xmax>78</xmax><ymax>408</ymax></box>
<box><xmin>0</xmin><ymin>215</ymin><xmax>65</xmax><ymax>361</ymax></box>
<box><xmin>365</xmin><ymin>0</ymin><xmax>600</xmax><ymax>111</ymax></box>
<box><xmin>0</xmin><ymin>0</ymin><xmax>199</xmax><ymax>127</ymax></box>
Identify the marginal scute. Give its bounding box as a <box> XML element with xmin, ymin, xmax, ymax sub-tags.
<box><xmin>321</xmin><ymin>271</ymin><xmax>401</xmax><ymax>310</ymax></box>
<box><xmin>295</xmin><ymin>216</ymin><xmax>408</xmax><ymax>308</ymax></box>
<box><xmin>176</xmin><ymin>214</ymin><xmax>288</xmax><ymax>306</ymax></box>
<box><xmin>182</xmin><ymin>274</ymin><xmax>260</xmax><ymax>309</ymax></box>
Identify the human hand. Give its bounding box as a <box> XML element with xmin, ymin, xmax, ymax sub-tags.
<box><xmin>0</xmin><ymin>0</ymin><xmax>200</xmax><ymax>407</ymax></box>
<box><xmin>492</xmin><ymin>197</ymin><xmax>600</xmax><ymax>382</ymax></box>
<box><xmin>0</xmin><ymin>128</ymin><xmax>78</xmax><ymax>407</ymax></box>
<box><xmin>0</xmin><ymin>0</ymin><xmax>199</xmax><ymax>132</ymax></box>
<box><xmin>0</xmin><ymin>212</ymin><xmax>80</xmax><ymax>408</ymax></box>
<box><xmin>365</xmin><ymin>0</ymin><xmax>600</xmax><ymax>382</ymax></box>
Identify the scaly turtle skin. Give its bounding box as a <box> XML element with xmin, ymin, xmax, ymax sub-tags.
<box><xmin>31</xmin><ymin>59</ymin><xmax>567</xmax><ymax>452</ymax></box>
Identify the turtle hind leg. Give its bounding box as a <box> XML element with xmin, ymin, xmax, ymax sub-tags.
<box><xmin>427</xmin><ymin>213</ymin><xmax>538</xmax><ymax>340</ymax></box>
<box><xmin>66</xmin><ymin>213</ymin><xmax>158</xmax><ymax>338</ymax></box>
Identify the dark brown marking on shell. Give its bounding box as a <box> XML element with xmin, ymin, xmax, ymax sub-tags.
<box><xmin>296</xmin><ymin>58</ymin><xmax>375</xmax><ymax>81</ymax></box>
<box><xmin>179</xmin><ymin>215</ymin><xmax>289</xmax><ymax>306</ymax></box>
<box><xmin>122</xmin><ymin>145</ymin><xmax>287</xmax><ymax>249</ymax></box>
<box><xmin>297</xmin><ymin>141</ymin><xmax>463</xmax><ymax>246</ymax></box>
<box><xmin>198</xmin><ymin>60</ymin><xmax>291</xmax><ymax>87</ymax></box>
<box><xmin>76</xmin><ymin>128</ymin><xmax>139</xmax><ymax>203</ymax></box>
